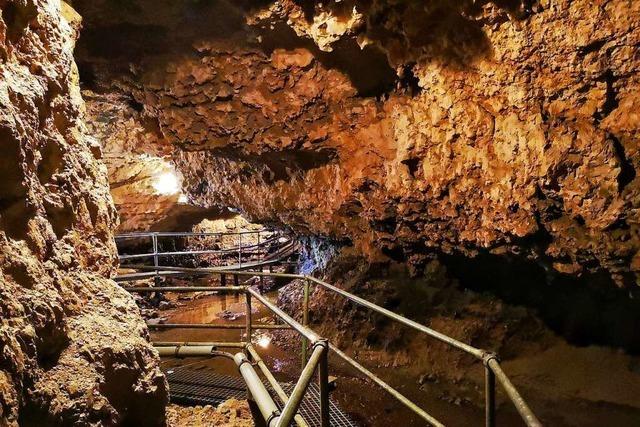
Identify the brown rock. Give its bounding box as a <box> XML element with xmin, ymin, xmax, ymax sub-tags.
<box><xmin>0</xmin><ymin>1</ymin><xmax>167</xmax><ymax>425</ymax></box>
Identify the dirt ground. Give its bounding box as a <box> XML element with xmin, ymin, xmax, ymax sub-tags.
<box><xmin>166</xmin><ymin>400</ymin><xmax>253</xmax><ymax>427</ymax></box>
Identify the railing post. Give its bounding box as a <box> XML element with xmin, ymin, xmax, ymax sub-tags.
<box><xmin>301</xmin><ymin>278</ymin><xmax>310</xmax><ymax>368</ymax></box>
<box><xmin>238</xmin><ymin>233</ymin><xmax>242</xmax><ymax>267</ymax></box>
<box><xmin>245</xmin><ymin>292</ymin><xmax>252</xmax><ymax>345</ymax></box>
<box><xmin>152</xmin><ymin>233</ymin><xmax>159</xmax><ymax>279</ymax></box>
<box><xmin>485</xmin><ymin>365</ymin><xmax>496</xmax><ymax>427</ymax></box>
<box><xmin>257</xmin><ymin>231</ymin><xmax>261</xmax><ymax>261</ymax></box>
<box><xmin>318</xmin><ymin>340</ymin><xmax>330</xmax><ymax>427</ymax></box>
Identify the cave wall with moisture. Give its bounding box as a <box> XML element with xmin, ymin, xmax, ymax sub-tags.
<box><xmin>72</xmin><ymin>0</ymin><xmax>640</xmax><ymax>287</ymax></box>
<box><xmin>0</xmin><ymin>1</ymin><xmax>167</xmax><ymax>425</ymax></box>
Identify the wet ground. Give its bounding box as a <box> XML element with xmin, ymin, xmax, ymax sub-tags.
<box><xmin>148</xmin><ymin>275</ymin><xmax>640</xmax><ymax>427</ymax></box>
<box><xmin>149</xmin><ymin>276</ymin><xmax>516</xmax><ymax>426</ymax></box>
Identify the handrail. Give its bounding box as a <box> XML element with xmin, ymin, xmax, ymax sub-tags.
<box><xmin>115</xmin><ymin>229</ymin><xmax>271</xmax><ymax>238</ymax></box>
<box><xmin>122</xmin><ymin>265</ymin><xmax>541</xmax><ymax>426</ymax></box>
<box><xmin>117</xmin><ymin>238</ymin><xmax>542</xmax><ymax>426</ymax></box>
<box><xmin>115</xmin><ymin>230</ymin><xmax>292</xmax><ymax>276</ymax></box>
<box><xmin>306</xmin><ymin>276</ymin><xmax>486</xmax><ymax>359</ymax></box>
<box><xmin>118</xmin><ymin>235</ymin><xmax>282</xmax><ymax>260</ymax></box>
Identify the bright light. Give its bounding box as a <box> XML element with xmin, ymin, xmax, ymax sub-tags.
<box><xmin>153</xmin><ymin>171</ymin><xmax>180</xmax><ymax>195</ymax></box>
<box><xmin>257</xmin><ymin>335</ymin><xmax>272</xmax><ymax>349</ymax></box>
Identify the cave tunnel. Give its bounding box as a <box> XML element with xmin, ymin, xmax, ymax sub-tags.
<box><xmin>1</xmin><ymin>1</ymin><xmax>640</xmax><ymax>426</ymax></box>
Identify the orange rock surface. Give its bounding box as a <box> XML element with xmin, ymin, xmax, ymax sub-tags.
<box><xmin>71</xmin><ymin>0</ymin><xmax>639</xmax><ymax>286</ymax></box>
<box><xmin>0</xmin><ymin>1</ymin><xmax>167</xmax><ymax>425</ymax></box>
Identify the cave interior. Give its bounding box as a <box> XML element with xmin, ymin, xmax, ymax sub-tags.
<box><xmin>1</xmin><ymin>1</ymin><xmax>640</xmax><ymax>427</ymax></box>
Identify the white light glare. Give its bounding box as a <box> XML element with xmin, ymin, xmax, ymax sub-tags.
<box><xmin>153</xmin><ymin>171</ymin><xmax>180</xmax><ymax>195</ymax></box>
<box><xmin>257</xmin><ymin>335</ymin><xmax>272</xmax><ymax>349</ymax></box>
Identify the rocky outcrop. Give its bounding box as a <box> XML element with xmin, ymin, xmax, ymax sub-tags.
<box><xmin>71</xmin><ymin>0</ymin><xmax>640</xmax><ymax>287</ymax></box>
<box><xmin>0</xmin><ymin>1</ymin><xmax>167</xmax><ymax>425</ymax></box>
<box><xmin>82</xmin><ymin>90</ymin><xmax>225</xmax><ymax>233</ymax></box>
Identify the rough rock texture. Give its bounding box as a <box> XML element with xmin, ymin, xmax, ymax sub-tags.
<box><xmin>82</xmin><ymin>90</ymin><xmax>223</xmax><ymax>232</ymax></box>
<box><xmin>0</xmin><ymin>1</ymin><xmax>167</xmax><ymax>425</ymax></box>
<box><xmin>71</xmin><ymin>0</ymin><xmax>640</xmax><ymax>287</ymax></box>
<box><xmin>277</xmin><ymin>250</ymin><xmax>640</xmax><ymax>425</ymax></box>
<box><xmin>190</xmin><ymin>215</ymin><xmax>270</xmax><ymax>249</ymax></box>
<box><xmin>166</xmin><ymin>400</ymin><xmax>253</xmax><ymax>427</ymax></box>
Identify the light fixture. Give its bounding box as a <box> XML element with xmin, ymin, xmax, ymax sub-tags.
<box><xmin>153</xmin><ymin>171</ymin><xmax>180</xmax><ymax>195</ymax></box>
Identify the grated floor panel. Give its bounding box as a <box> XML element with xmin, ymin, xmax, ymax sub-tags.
<box><xmin>163</xmin><ymin>366</ymin><xmax>358</xmax><ymax>427</ymax></box>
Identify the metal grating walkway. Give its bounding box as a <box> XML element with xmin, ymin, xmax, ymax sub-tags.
<box><xmin>164</xmin><ymin>366</ymin><xmax>357</xmax><ymax>427</ymax></box>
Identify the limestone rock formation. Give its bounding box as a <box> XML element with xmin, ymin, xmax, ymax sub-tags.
<box><xmin>71</xmin><ymin>0</ymin><xmax>640</xmax><ymax>287</ymax></box>
<box><xmin>0</xmin><ymin>1</ymin><xmax>167</xmax><ymax>425</ymax></box>
<box><xmin>82</xmin><ymin>90</ymin><xmax>225</xmax><ymax>233</ymax></box>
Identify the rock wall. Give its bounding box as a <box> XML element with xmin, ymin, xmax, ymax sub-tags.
<box><xmin>0</xmin><ymin>1</ymin><xmax>167</xmax><ymax>425</ymax></box>
<box><xmin>82</xmin><ymin>90</ymin><xmax>226</xmax><ymax>233</ymax></box>
<box><xmin>71</xmin><ymin>0</ymin><xmax>640</xmax><ymax>287</ymax></box>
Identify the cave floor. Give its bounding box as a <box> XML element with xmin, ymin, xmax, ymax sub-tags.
<box><xmin>146</xmin><ymin>276</ymin><xmax>640</xmax><ymax>427</ymax></box>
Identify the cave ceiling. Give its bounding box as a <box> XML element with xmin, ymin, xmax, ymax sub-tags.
<box><xmin>69</xmin><ymin>0</ymin><xmax>640</xmax><ymax>287</ymax></box>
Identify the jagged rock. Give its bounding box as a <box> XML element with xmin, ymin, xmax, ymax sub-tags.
<box><xmin>69</xmin><ymin>0</ymin><xmax>640</xmax><ymax>287</ymax></box>
<box><xmin>0</xmin><ymin>1</ymin><xmax>167</xmax><ymax>425</ymax></box>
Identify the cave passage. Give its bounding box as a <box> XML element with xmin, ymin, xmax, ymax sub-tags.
<box><xmin>2</xmin><ymin>1</ymin><xmax>640</xmax><ymax>427</ymax></box>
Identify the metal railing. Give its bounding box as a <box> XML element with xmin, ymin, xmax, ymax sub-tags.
<box><xmin>115</xmin><ymin>229</ymin><xmax>287</xmax><ymax>269</ymax></box>
<box><xmin>117</xmin><ymin>237</ymin><xmax>542</xmax><ymax>426</ymax></box>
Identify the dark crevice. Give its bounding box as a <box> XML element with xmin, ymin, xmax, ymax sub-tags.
<box><xmin>610</xmin><ymin>134</ymin><xmax>636</xmax><ymax>192</ymax></box>
<box><xmin>401</xmin><ymin>157</ymin><xmax>421</xmax><ymax>178</ymax></box>
<box><xmin>441</xmin><ymin>251</ymin><xmax>640</xmax><ymax>354</ymax></box>
<box><xmin>593</xmin><ymin>70</ymin><xmax>619</xmax><ymax>121</ymax></box>
<box><xmin>0</xmin><ymin>127</ymin><xmax>33</xmax><ymax>240</ymax></box>
<box><xmin>43</xmin><ymin>199</ymin><xmax>74</xmax><ymax>240</ymax></box>
<box><xmin>397</xmin><ymin>64</ymin><xmax>421</xmax><ymax>96</ymax></box>
<box><xmin>578</xmin><ymin>39</ymin><xmax>607</xmax><ymax>56</ymax></box>
<box><xmin>37</xmin><ymin>140</ymin><xmax>64</xmax><ymax>184</ymax></box>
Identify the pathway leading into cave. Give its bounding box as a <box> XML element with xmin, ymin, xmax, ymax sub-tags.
<box><xmin>149</xmin><ymin>275</ymin><xmax>502</xmax><ymax>427</ymax></box>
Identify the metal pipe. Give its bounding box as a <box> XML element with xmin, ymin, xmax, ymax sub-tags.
<box><xmin>126</xmin><ymin>264</ymin><xmax>301</xmax><ymax>279</ymax></box>
<box><xmin>116</xmin><ymin>229</ymin><xmax>274</xmax><ymax>238</ymax></box>
<box><xmin>329</xmin><ymin>343</ymin><xmax>444</xmax><ymax>427</ymax></box>
<box><xmin>115</xmin><ymin>271</ymin><xmax>193</xmax><ymax>282</ymax></box>
<box><xmin>124</xmin><ymin>286</ymin><xmax>245</xmax><ymax>293</ymax></box>
<box><xmin>485</xmin><ymin>365</ymin><xmax>496</xmax><ymax>427</ymax></box>
<box><xmin>147</xmin><ymin>323</ymin><xmax>291</xmax><ymax>330</ymax></box>
<box><xmin>155</xmin><ymin>345</ymin><xmax>235</xmax><ymax>359</ymax></box>
<box><xmin>153</xmin><ymin>341</ymin><xmax>246</xmax><ymax>348</ymax></box>
<box><xmin>301</xmin><ymin>278</ymin><xmax>310</xmax><ymax>367</ymax></box>
<box><xmin>307</xmin><ymin>276</ymin><xmax>486</xmax><ymax>359</ymax></box>
<box><xmin>318</xmin><ymin>340</ymin><xmax>330</xmax><ymax>427</ymax></box>
<box><xmin>487</xmin><ymin>358</ymin><xmax>542</xmax><ymax>427</ymax></box>
<box><xmin>138</xmin><ymin>248</ymin><xmax>250</xmax><ymax>257</ymax></box>
<box><xmin>118</xmin><ymin>253</ymin><xmax>157</xmax><ymax>260</ymax></box>
<box><xmin>247</xmin><ymin>287</ymin><xmax>320</xmax><ymax>344</ymax></box>
<box><xmin>277</xmin><ymin>344</ymin><xmax>325</xmax><ymax>427</ymax></box>
<box><xmin>120</xmin><ymin>264</ymin><xmax>539</xmax><ymax>427</ymax></box>
<box><xmin>245</xmin><ymin>292</ymin><xmax>252</xmax><ymax>343</ymax></box>
<box><xmin>152</xmin><ymin>233</ymin><xmax>159</xmax><ymax>279</ymax></box>
<box><xmin>246</xmin><ymin>345</ymin><xmax>309</xmax><ymax>427</ymax></box>
<box><xmin>234</xmin><ymin>352</ymin><xmax>281</xmax><ymax>427</ymax></box>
